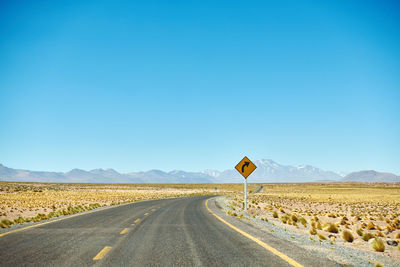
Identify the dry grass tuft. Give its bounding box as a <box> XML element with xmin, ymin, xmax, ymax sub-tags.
<box><xmin>323</xmin><ymin>223</ymin><xmax>339</xmax><ymax>233</ymax></box>
<box><xmin>1</xmin><ymin>219</ymin><xmax>13</xmax><ymax>228</ymax></box>
<box><xmin>299</xmin><ymin>217</ymin><xmax>307</xmax><ymax>227</ymax></box>
<box><xmin>280</xmin><ymin>215</ymin><xmax>289</xmax><ymax>224</ymax></box>
<box><xmin>376</xmin><ymin>231</ymin><xmax>384</xmax><ymax>237</ymax></box>
<box><xmin>366</xmin><ymin>222</ymin><xmax>376</xmax><ymax>230</ymax></box>
<box><xmin>227</xmin><ymin>210</ymin><xmax>237</xmax><ymax>217</ymax></box>
<box><xmin>342</xmin><ymin>230</ymin><xmax>354</xmax><ymax>242</ymax></box>
<box><xmin>371</xmin><ymin>238</ymin><xmax>385</xmax><ymax>252</ymax></box>
<box><xmin>309</xmin><ymin>228</ymin><xmax>317</xmax><ymax>235</ymax></box>
<box><xmin>362</xmin><ymin>233</ymin><xmax>375</xmax><ymax>242</ymax></box>
<box><xmin>356</xmin><ymin>229</ymin><xmax>363</xmax><ymax>236</ymax></box>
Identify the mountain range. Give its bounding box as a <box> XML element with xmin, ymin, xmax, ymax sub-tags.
<box><xmin>0</xmin><ymin>159</ymin><xmax>399</xmax><ymax>183</ymax></box>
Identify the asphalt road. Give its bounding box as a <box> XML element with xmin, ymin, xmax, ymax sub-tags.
<box><xmin>252</xmin><ymin>185</ymin><xmax>264</xmax><ymax>193</ymax></box>
<box><xmin>0</xmin><ymin>196</ymin><xmax>340</xmax><ymax>267</ymax></box>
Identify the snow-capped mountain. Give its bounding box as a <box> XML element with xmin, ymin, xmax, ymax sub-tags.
<box><xmin>200</xmin><ymin>169</ymin><xmax>221</xmax><ymax>178</ymax></box>
<box><xmin>216</xmin><ymin>159</ymin><xmax>342</xmax><ymax>183</ymax></box>
<box><xmin>0</xmin><ymin>159</ymin><xmax>346</xmax><ymax>183</ymax></box>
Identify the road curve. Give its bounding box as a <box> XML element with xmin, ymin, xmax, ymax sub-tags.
<box><xmin>0</xmin><ymin>196</ymin><xmax>339</xmax><ymax>266</ymax></box>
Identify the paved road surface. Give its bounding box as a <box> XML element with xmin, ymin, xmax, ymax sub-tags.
<box><xmin>0</xmin><ymin>196</ymin><xmax>339</xmax><ymax>266</ymax></box>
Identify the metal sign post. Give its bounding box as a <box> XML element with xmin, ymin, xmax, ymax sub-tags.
<box><xmin>244</xmin><ymin>178</ymin><xmax>247</xmax><ymax>211</ymax></box>
<box><xmin>235</xmin><ymin>156</ymin><xmax>257</xmax><ymax>212</ymax></box>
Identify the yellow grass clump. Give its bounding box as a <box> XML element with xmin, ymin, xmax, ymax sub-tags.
<box><xmin>366</xmin><ymin>222</ymin><xmax>376</xmax><ymax>230</ymax></box>
<box><xmin>299</xmin><ymin>217</ymin><xmax>307</xmax><ymax>227</ymax></box>
<box><xmin>323</xmin><ymin>223</ymin><xmax>339</xmax><ymax>233</ymax></box>
<box><xmin>309</xmin><ymin>228</ymin><xmax>317</xmax><ymax>235</ymax></box>
<box><xmin>280</xmin><ymin>215</ymin><xmax>289</xmax><ymax>224</ymax></box>
<box><xmin>342</xmin><ymin>230</ymin><xmax>354</xmax><ymax>242</ymax></box>
<box><xmin>362</xmin><ymin>233</ymin><xmax>375</xmax><ymax>242</ymax></box>
<box><xmin>376</xmin><ymin>231</ymin><xmax>384</xmax><ymax>237</ymax></box>
<box><xmin>371</xmin><ymin>238</ymin><xmax>385</xmax><ymax>252</ymax></box>
<box><xmin>356</xmin><ymin>229</ymin><xmax>363</xmax><ymax>236</ymax></box>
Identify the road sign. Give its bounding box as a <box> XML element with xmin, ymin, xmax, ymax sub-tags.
<box><xmin>235</xmin><ymin>156</ymin><xmax>257</xmax><ymax>212</ymax></box>
<box><xmin>235</xmin><ymin>156</ymin><xmax>257</xmax><ymax>179</ymax></box>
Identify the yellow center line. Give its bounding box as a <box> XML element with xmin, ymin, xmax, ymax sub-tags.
<box><xmin>144</xmin><ymin>212</ymin><xmax>149</xmax><ymax>216</ymax></box>
<box><xmin>120</xmin><ymin>228</ymin><xmax>129</xmax><ymax>235</ymax></box>
<box><xmin>205</xmin><ymin>199</ymin><xmax>304</xmax><ymax>267</ymax></box>
<box><xmin>134</xmin><ymin>218</ymin><xmax>140</xmax><ymax>223</ymax></box>
<box><xmin>93</xmin><ymin>246</ymin><xmax>112</xmax><ymax>261</ymax></box>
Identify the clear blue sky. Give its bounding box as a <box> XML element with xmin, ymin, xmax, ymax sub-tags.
<box><xmin>1</xmin><ymin>0</ymin><xmax>399</xmax><ymax>174</ymax></box>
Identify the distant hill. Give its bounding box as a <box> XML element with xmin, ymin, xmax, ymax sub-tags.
<box><xmin>342</xmin><ymin>170</ymin><xmax>400</xmax><ymax>183</ymax></box>
<box><xmin>0</xmin><ymin>159</ymin><xmax>344</xmax><ymax>183</ymax></box>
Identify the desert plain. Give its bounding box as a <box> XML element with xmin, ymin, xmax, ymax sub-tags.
<box><xmin>0</xmin><ymin>182</ymin><xmax>254</xmax><ymax>224</ymax></box>
<box><xmin>1</xmin><ymin>181</ymin><xmax>399</xmax><ymax>262</ymax></box>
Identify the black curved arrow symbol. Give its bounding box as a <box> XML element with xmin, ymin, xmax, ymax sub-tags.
<box><xmin>241</xmin><ymin>162</ymin><xmax>250</xmax><ymax>173</ymax></box>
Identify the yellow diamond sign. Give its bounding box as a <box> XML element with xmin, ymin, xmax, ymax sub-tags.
<box><xmin>235</xmin><ymin>156</ymin><xmax>257</xmax><ymax>179</ymax></box>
